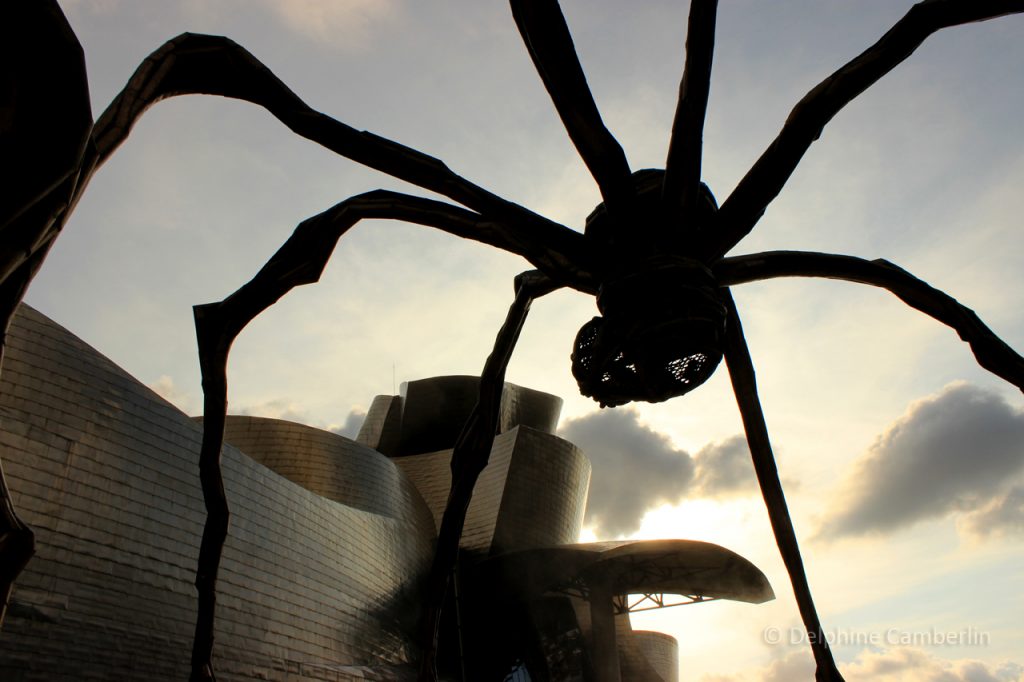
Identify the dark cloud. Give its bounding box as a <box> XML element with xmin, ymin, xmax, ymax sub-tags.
<box><xmin>559</xmin><ymin>410</ymin><xmax>759</xmax><ymax>537</ymax></box>
<box><xmin>817</xmin><ymin>383</ymin><xmax>1024</xmax><ymax>540</ymax></box>
<box><xmin>693</xmin><ymin>435</ymin><xmax>758</xmax><ymax>499</ymax></box>
<box><xmin>331</xmin><ymin>408</ymin><xmax>367</xmax><ymax>440</ymax></box>
<box><xmin>560</xmin><ymin>408</ymin><xmax>695</xmax><ymax>537</ymax></box>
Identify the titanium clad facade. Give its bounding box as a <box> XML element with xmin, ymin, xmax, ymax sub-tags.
<box><xmin>356</xmin><ymin>394</ymin><xmax>403</xmax><ymax>456</ymax></box>
<box><xmin>219</xmin><ymin>415</ymin><xmax>435</xmax><ymax>532</ymax></box>
<box><xmin>395</xmin><ymin>375</ymin><xmax>563</xmax><ymax>456</ymax></box>
<box><xmin>490</xmin><ymin>426</ymin><xmax>590</xmax><ymax>555</ymax></box>
<box><xmin>628</xmin><ymin>631</ymin><xmax>679</xmax><ymax>682</ymax></box>
<box><xmin>390</xmin><ymin>426</ymin><xmax>590</xmax><ymax>555</ymax></box>
<box><xmin>0</xmin><ymin>306</ymin><xmax>761</xmax><ymax>681</ymax></box>
<box><xmin>392</xmin><ymin>435</ymin><xmax>516</xmax><ymax>553</ymax></box>
<box><xmin>0</xmin><ymin>306</ymin><xmax>433</xmax><ymax>681</ymax></box>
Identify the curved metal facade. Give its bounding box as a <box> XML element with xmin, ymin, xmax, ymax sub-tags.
<box><xmin>219</xmin><ymin>415</ymin><xmax>435</xmax><ymax>531</ymax></box>
<box><xmin>0</xmin><ymin>306</ymin><xmax>433</xmax><ymax>680</ymax></box>
<box><xmin>391</xmin><ymin>426</ymin><xmax>590</xmax><ymax>555</ymax></box>
<box><xmin>0</xmin><ymin>305</ymin><xmax>771</xmax><ymax>682</ymax></box>
<box><xmin>395</xmin><ymin>375</ymin><xmax>564</xmax><ymax>456</ymax></box>
<box><xmin>363</xmin><ymin>375</ymin><xmax>590</xmax><ymax>556</ymax></box>
<box><xmin>627</xmin><ymin>631</ymin><xmax>679</xmax><ymax>682</ymax></box>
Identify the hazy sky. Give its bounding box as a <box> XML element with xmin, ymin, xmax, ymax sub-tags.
<box><xmin>24</xmin><ymin>1</ymin><xmax>1024</xmax><ymax>680</ymax></box>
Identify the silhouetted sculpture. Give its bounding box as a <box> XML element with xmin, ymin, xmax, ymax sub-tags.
<box><xmin>2</xmin><ymin>1</ymin><xmax>1023</xmax><ymax>681</ymax></box>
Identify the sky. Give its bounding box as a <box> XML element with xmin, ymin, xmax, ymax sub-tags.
<box><xmin>22</xmin><ymin>1</ymin><xmax>1024</xmax><ymax>680</ymax></box>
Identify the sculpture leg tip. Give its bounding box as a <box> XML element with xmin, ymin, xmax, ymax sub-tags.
<box><xmin>417</xmin><ymin>649</ymin><xmax>438</xmax><ymax>682</ymax></box>
<box><xmin>815</xmin><ymin>661</ymin><xmax>846</xmax><ymax>682</ymax></box>
<box><xmin>189</xmin><ymin>664</ymin><xmax>216</xmax><ymax>682</ymax></box>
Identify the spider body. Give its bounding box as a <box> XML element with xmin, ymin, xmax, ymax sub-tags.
<box><xmin>571</xmin><ymin>254</ymin><xmax>727</xmax><ymax>407</ymax></box>
<box><xmin>573</xmin><ymin>170</ymin><xmax>727</xmax><ymax>407</ymax></box>
<box><xmin>2</xmin><ymin>2</ymin><xmax>1023</xmax><ymax>681</ymax></box>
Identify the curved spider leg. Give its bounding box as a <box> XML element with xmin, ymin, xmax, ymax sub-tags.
<box><xmin>662</xmin><ymin>0</ymin><xmax>718</xmax><ymax>224</ymax></box>
<box><xmin>89</xmin><ymin>33</ymin><xmax>593</xmax><ymax>285</ymax></box>
<box><xmin>418</xmin><ymin>269</ymin><xmax>561</xmax><ymax>682</ymax></box>
<box><xmin>187</xmin><ymin>192</ymin><xmax>570</xmax><ymax>681</ymax></box>
<box><xmin>701</xmin><ymin>0</ymin><xmax>1024</xmax><ymax>261</ymax></box>
<box><xmin>716</xmin><ymin>251</ymin><xmax>1024</xmax><ymax>393</ymax></box>
<box><xmin>509</xmin><ymin>0</ymin><xmax>635</xmax><ymax>220</ymax></box>
<box><xmin>0</xmin><ymin>0</ymin><xmax>97</xmax><ymax>629</ymax></box>
<box><xmin>720</xmin><ymin>289</ymin><xmax>845</xmax><ymax>682</ymax></box>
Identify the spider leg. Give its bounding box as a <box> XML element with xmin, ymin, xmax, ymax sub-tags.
<box><xmin>187</xmin><ymin>192</ymin><xmax>565</xmax><ymax>680</ymax></box>
<box><xmin>662</xmin><ymin>0</ymin><xmax>719</xmax><ymax>223</ymax></box>
<box><xmin>715</xmin><ymin>251</ymin><xmax>1024</xmax><ymax>393</ymax></box>
<box><xmin>509</xmin><ymin>0</ymin><xmax>635</xmax><ymax>219</ymax></box>
<box><xmin>0</xmin><ymin>0</ymin><xmax>97</xmax><ymax>630</ymax></box>
<box><xmin>702</xmin><ymin>0</ymin><xmax>1024</xmax><ymax>260</ymax></box>
<box><xmin>721</xmin><ymin>289</ymin><xmax>845</xmax><ymax>682</ymax></box>
<box><xmin>0</xmin><ymin>462</ymin><xmax>33</xmax><ymax>628</ymax></box>
<box><xmin>417</xmin><ymin>269</ymin><xmax>559</xmax><ymax>682</ymax></box>
<box><xmin>0</xmin><ymin>0</ymin><xmax>92</xmax><ymax>241</ymax></box>
<box><xmin>90</xmin><ymin>33</ymin><xmax>589</xmax><ymax>276</ymax></box>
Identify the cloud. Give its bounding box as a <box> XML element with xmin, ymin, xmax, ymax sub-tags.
<box><xmin>259</xmin><ymin>0</ymin><xmax>400</xmax><ymax>48</ymax></box>
<box><xmin>148</xmin><ymin>374</ymin><xmax>199</xmax><ymax>415</ymax></box>
<box><xmin>703</xmin><ymin>648</ymin><xmax>1023</xmax><ymax>682</ymax></box>
<box><xmin>233</xmin><ymin>400</ymin><xmax>366</xmax><ymax>440</ymax></box>
<box><xmin>559</xmin><ymin>410</ymin><xmax>759</xmax><ymax>537</ymax></box>
<box><xmin>330</xmin><ymin>407</ymin><xmax>366</xmax><ymax>440</ymax></box>
<box><xmin>693</xmin><ymin>435</ymin><xmax>758</xmax><ymax>499</ymax></box>
<box><xmin>559</xmin><ymin>408</ymin><xmax>695</xmax><ymax>537</ymax></box>
<box><xmin>843</xmin><ymin>648</ymin><xmax>1023</xmax><ymax>682</ymax></box>
<box><xmin>714</xmin><ymin>650</ymin><xmax>815</xmax><ymax>682</ymax></box>
<box><xmin>959</xmin><ymin>484</ymin><xmax>1024</xmax><ymax>540</ymax></box>
<box><xmin>817</xmin><ymin>383</ymin><xmax>1024</xmax><ymax>541</ymax></box>
<box><xmin>235</xmin><ymin>398</ymin><xmax>315</xmax><ymax>424</ymax></box>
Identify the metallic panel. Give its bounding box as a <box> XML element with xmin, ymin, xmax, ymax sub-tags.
<box><xmin>0</xmin><ymin>306</ymin><xmax>432</xmax><ymax>681</ymax></box>
<box><xmin>395</xmin><ymin>376</ymin><xmax>563</xmax><ymax>455</ymax></box>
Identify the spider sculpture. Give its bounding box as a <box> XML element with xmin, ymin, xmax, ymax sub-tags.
<box><xmin>2</xmin><ymin>1</ymin><xmax>1023</xmax><ymax>681</ymax></box>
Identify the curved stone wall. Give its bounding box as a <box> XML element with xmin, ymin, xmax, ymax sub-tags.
<box><xmin>0</xmin><ymin>306</ymin><xmax>433</xmax><ymax>681</ymax></box>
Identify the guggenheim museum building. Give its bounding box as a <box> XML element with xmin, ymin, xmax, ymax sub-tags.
<box><xmin>0</xmin><ymin>305</ymin><xmax>772</xmax><ymax>681</ymax></box>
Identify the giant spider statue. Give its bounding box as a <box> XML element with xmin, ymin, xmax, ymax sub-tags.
<box><xmin>2</xmin><ymin>1</ymin><xmax>1023</xmax><ymax>681</ymax></box>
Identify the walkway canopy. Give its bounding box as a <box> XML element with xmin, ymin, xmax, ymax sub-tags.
<box><xmin>482</xmin><ymin>539</ymin><xmax>774</xmax><ymax>606</ymax></box>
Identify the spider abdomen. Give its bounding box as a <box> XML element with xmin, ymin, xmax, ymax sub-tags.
<box><xmin>571</xmin><ymin>255</ymin><xmax>726</xmax><ymax>407</ymax></box>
